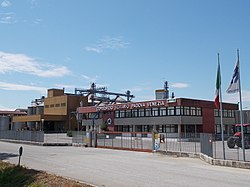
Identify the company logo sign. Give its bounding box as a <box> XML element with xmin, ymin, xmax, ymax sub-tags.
<box><xmin>96</xmin><ymin>100</ymin><xmax>166</xmax><ymax>112</ymax></box>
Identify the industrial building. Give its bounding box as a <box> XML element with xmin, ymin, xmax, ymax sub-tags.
<box><xmin>11</xmin><ymin>83</ymin><xmax>133</xmax><ymax>132</ymax></box>
<box><xmin>76</xmin><ymin>82</ymin><xmax>239</xmax><ymax>135</ymax></box>
<box><xmin>4</xmin><ymin>82</ymin><xmax>242</xmax><ymax>135</ymax></box>
<box><xmin>77</xmin><ymin>98</ymin><xmax>238</xmax><ymax>135</ymax></box>
<box><xmin>12</xmin><ymin>88</ymin><xmax>87</xmax><ymax>132</ymax></box>
<box><xmin>0</xmin><ymin>109</ymin><xmax>27</xmax><ymax>131</ymax></box>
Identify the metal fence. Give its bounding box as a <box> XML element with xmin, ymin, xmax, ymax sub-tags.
<box><xmin>0</xmin><ymin>130</ymin><xmax>72</xmax><ymax>144</ymax></box>
<box><xmin>0</xmin><ymin>130</ymin><xmax>44</xmax><ymax>142</ymax></box>
<box><xmin>159</xmin><ymin>132</ymin><xmax>250</xmax><ymax>162</ymax></box>
<box><xmin>1</xmin><ymin>130</ymin><xmax>249</xmax><ymax>162</ymax></box>
<box><xmin>96</xmin><ymin>132</ymin><xmax>153</xmax><ymax>152</ymax></box>
<box><xmin>212</xmin><ymin>134</ymin><xmax>250</xmax><ymax>162</ymax></box>
<box><xmin>72</xmin><ymin>131</ymin><xmax>86</xmax><ymax>144</ymax></box>
<box><xmin>43</xmin><ymin>132</ymin><xmax>72</xmax><ymax>144</ymax></box>
<box><xmin>160</xmin><ymin>133</ymin><xmax>201</xmax><ymax>154</ymax></box>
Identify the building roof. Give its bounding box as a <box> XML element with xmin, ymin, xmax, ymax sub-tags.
<box><xmin>0</xmin><ymin>110</ymin><xmax>27</xmax><ymax>115</ymax></box>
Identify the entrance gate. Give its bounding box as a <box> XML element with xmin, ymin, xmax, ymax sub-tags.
<box><xmin>95</xmin><ymin>132</ymin><xmax>153</xmax><ymax>152</ymax></box>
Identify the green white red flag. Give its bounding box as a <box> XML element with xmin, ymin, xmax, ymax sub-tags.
<box><xmin>215</xmin><ymin>61</ymin><xmax>221</xmax><ymax>109</ymax></box>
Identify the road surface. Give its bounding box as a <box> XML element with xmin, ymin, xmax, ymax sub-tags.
<box><xmin>0</xmin><ymin>141</ymin><xmax>250</xmax><ymax>187</ymax></box>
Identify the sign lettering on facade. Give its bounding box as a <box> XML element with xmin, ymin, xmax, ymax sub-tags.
<box><xmin>96</xmin><ymin>100</ymin><xmax>166</xmax><ymax>112</ymax></box>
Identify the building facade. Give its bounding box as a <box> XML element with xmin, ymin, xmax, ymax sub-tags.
<box><xmin>0</xmin><ymin>110</ymin><xmax>27</xmax><ymax>131</ymax></box>
<box><xmin>13</xmin><ymin>89</ymin><xmax>88</xmax><ymax>132</ymax></box>
<box><xmin>78</xmin><ymin>98</ymin><xmax>238</xmax><ymax>135</ymax></box>
<box><xmin>236</xmin><ymin>110</ymin><xmax>250</xmax><ymax>124</ymax></box>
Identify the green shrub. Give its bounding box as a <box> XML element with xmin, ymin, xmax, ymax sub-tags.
<box><xmin>100</xmin><ymin>122</ymin><xmax>108</xmax><ymax>131</ymax></box>
<box><xmin>67</xmin><ymin>131</ymin><xmax>72</xmax><ymax>137</ymax></box>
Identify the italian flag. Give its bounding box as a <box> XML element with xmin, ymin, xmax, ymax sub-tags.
<box><xmin>215</xmin><ymin>62</ymin><xmax>221</xmax><ymax>109</ymax></box>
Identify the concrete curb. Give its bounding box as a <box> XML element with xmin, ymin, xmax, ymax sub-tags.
<box><xmin>156</xmin><ymin>150</ymin><xmax>250</xmax><ymax>169</ymax></box>
<box><xmin>199</xmin><ymin>153</ymin><xmax>250</xmax><ymax>169</ymax></box>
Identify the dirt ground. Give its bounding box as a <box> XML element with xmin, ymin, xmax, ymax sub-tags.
<box><xmin>0</xmin><ymin>161</ymin><xmax>93</xmax><ymax>187</ymax></box>
<box><xmin>32</xmin><ymin>171</ymin><xmax>94</xmax><ymax>187</ymax></box>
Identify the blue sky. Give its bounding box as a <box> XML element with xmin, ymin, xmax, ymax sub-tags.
<box><xmin>0</xmin><ymin>0</ymin><xmax>250</xmax><ymax>110</ymax></box>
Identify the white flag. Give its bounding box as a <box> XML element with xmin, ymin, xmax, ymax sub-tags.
<box><xmin>226</xmin><ymin>60</ymin><xmax>239</xmax><ymax>93</ymax></box>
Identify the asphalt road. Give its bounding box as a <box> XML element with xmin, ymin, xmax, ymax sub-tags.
<box><xmin>1</xmin><ymin>141</ymin><xmax>250</xmax><ymax>187</ymax></box>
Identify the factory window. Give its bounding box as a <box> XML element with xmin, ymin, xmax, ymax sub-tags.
<box><xmin>223</xmin><ymin>110</ymin><xmax>228</xmax><ymax>117</ymax></box>
<box><xmin>158</xmin><ymin>125</ymin><xmax>163</xmax><ymax>133</ymax></box>
<box><xmin>122</xmin><ymin>125</ymin><xmax>130</xmax><ymax>132</ymax></box>
<box><xmin>184</xmin><ymin>107</ymin><xmax>190</xmax><ymax>116</ymax></box>
<box><xmin>160</xmin><ymin>125</ymin><xmax>167</xmax><ymax>133</ymax></box>
<box><xmin>50</xmin><ymin>104</ymin><xmax>54</xmax><ymax>108</ymax></box>
<box><xmin>115</xmin><ymin>111</ymin><xmax>120</xmax><ymax>118</ymax></box>
<box><xmin>152</xmin><ymin>108</ymin><xmax>159</xmax><ymax>116</ymax></box>
<box><xmin>191</xmin><ymin>107</ymin><xmax>196</xmax><ymax>116</ymax></box>
<box><xmin>138</xmin><ymin>109</ymin><xmax>145</xmax><ymax>117</ymax></box>
<box><xmin>145</xmin><ymin>108</ymin><xmax>152</xmax><ymax>117</ymax></box>
<box><xmin>214</xmin><ymin>109</ymin><xmax>219</xmax><ymax>117</ymax></box>
<box><xmin>143</xmin><ymin>125</ymin><xmax>153</xmax><ymax>132</ymax></box>
<box><xmin>225</xmin><ymin>110</ymin><xmax>235</xmax><ymax>118</ymax></box>
<box><xmin>126</xmin><ymin>110</ymin><xmax>132</xmax><ymax>118</ymax></box>
<box><xmin>168</xmin><ymin>107</ymin><xmax>175</xmax><ymax>116</ymax></box>
<box><xmin>120</xmin><ymin>111</ymin><xmax>125</xmax><ymax>118</ymax></box>
<box><xmin>61</xmin><ymin>103</ymin><xmax>66</xmax><ymax>107</ymax></box>
<box><xmin>55</xmin><ymin>104</ymin><xmax>60</xmax><ymax>107</ymax></box>
<box><xmin>45</xmin><ymin>105</ymin><xmax>49</xmax><ymax>108</ymax></box>
<box><xmin>214</xmin><ymin>109</ymin><xmax>235</xmax><ymax>118</ymax></box>
<box><xmin>135</xmin><ymin>125</ymin><xmax>142</xmax><ymax>132</ymax></box>
<box><xmin>176</xmin><ymin>107</ymin><xmax>182</xmax><ymax>116</ymax></box>
<box><xmin>132</xmin><ymin>109</ymin><xmax>138</xmax><ymax>117</ymax></box>
<box><xmin>231</xmin><ymin>110</ymin><xmax>235</xmax><ymax>118</ymax></box>
<box><xmin>166</xmin><ymin>125</ymin><xmax>178</xmax><ymax>133</ymax></box>
<box><xmin>197</xmin><ymin>108</ymin><xmax>202</xmax><ymax>116</ymax></box>
<box><xmin>228</xmin><ymin>110</ymin><xmax>234</xmax><ymax>118</ymax></box>
<box><xmin>160</xmin><ymin>108</ymin><xmax>167</xmax><ymax>116</ymax></box>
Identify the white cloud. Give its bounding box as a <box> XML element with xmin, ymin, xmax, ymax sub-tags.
<box><xmin>84</xmin><ymin>36</ymin><xmax>129</xmax><ymax>53</ymax></box>
<box><xmin>128</xmin><ymin>86</ymin><xmax>152</xmax><ymax>93</ymax></box>
<box><xmin>0</xmin><ymin>51</ymin><xmax>71</xmax><ymax>77</ymax></box>
<box><xmin>85</xmin><ymin>47</ymin><xmax>102</xmax><ymax>53</ymax></box>
<box><xmin>0</xmin><ymin>81</ymin><xmax>46</xmax><ymax>93</ymax></box>
<box><xmin>1</xmin><ymin>0</ymin><xmax>11</xmax><ymax>8</ymax></box>
<box><xmin>0</xmin><ymin>12</ymin><xmax>16</xmax><ymax>24</ymax></box>
<box><xmin>53</xmin><ymin>84</ymin><xmax>75</xmax><ymax>89</ymax></box>
<box><xmin>121</xmin><ymin>86</ymin><xmax>152</xmax><ymax>98</ymax></box>
<box><xmin>81</xmin><ymin>74</ymin><xmax>99</xmax><ymax>83</ymax></box>
<box><xmin>33</xmin><ymin>18</ymin><xmax>43</xmax><ymax>24</ymax></box>
<box><xmin>170</xmin><ymin>82</ymin><xmax>189</xmax><ymax>88</ymax></box>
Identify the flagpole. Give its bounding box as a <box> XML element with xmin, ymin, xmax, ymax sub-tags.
<box><xmin>218</xmin><ymin>53</ymin><xmax>226</xmax><ymax>160</ymax></box>
<box><xmin>237</xmin><ymin>49</ymin><xmax>246</xmax><ymax>161</ymax></box>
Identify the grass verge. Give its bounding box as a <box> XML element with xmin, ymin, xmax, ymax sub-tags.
<box><xmin>0</xmin><ymin>161</ymin><xmax>92</xmax><ymax>187</ymax></box>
